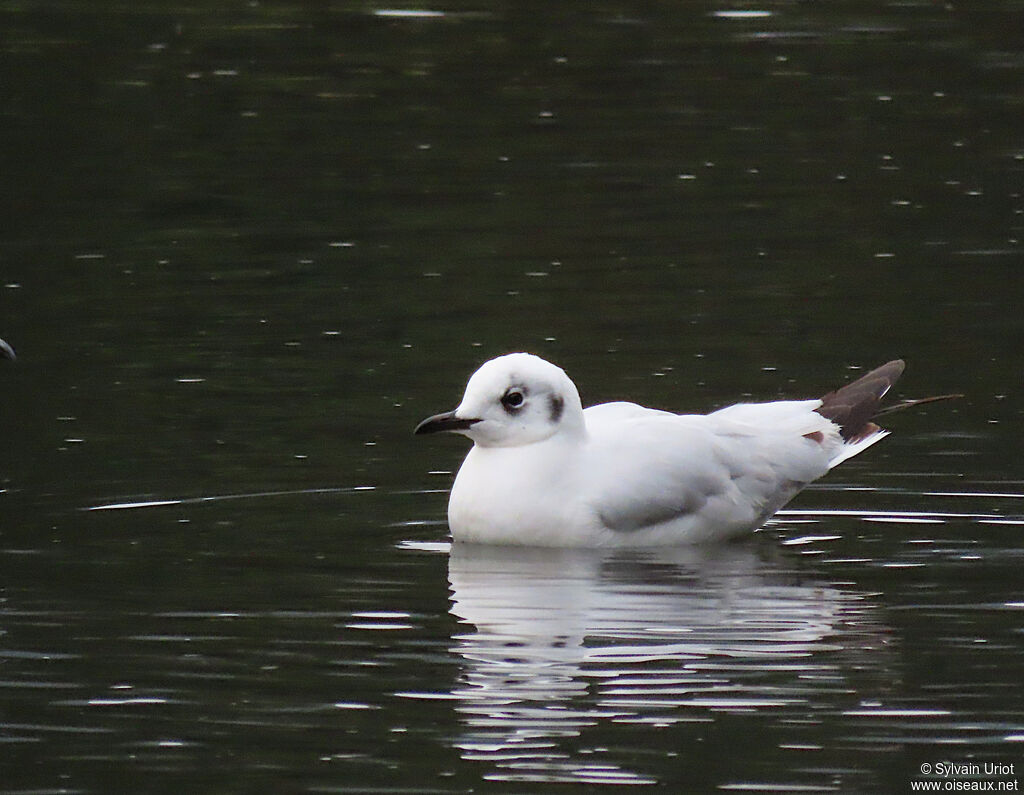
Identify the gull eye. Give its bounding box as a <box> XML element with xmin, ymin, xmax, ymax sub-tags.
<box><xmin>501</xmin><ymin>389</ymin><xmax>525</xmax><ymax>411</ymax></box>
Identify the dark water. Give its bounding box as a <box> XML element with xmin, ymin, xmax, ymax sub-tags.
<box><xmin>1</xmin><ymin>2</ymin><xmax>1023</xmax><ymax>792</ymax></box>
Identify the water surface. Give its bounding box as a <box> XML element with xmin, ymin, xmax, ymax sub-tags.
<box><xmin>1</xmin><ymin>2</ymin><xmax>1022</xmax><ymax>792</ymax></box>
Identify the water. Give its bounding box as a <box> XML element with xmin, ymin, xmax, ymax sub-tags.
<box><xmin>1</xmin><ymin>2</ymin><xmax>1023</xmax><ymax>792</ymax></box>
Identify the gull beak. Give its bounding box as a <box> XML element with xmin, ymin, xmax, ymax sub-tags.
<box><xmin>414</xmin><ymin>410</ymin><xmax>480</xmax><ymax>435</ymax></box>
<box><xmin>0</xmin><ymin>338</ymin><xmax>15</xmax><ymax>361</ymax></box>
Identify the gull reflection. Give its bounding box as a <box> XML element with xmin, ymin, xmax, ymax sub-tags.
<box><xmin>447</xmin><ymin>541</ymin><xmax>892</xmax><ymax>785</ymax></box>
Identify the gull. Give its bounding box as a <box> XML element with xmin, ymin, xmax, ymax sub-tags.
<box><xmin>0</xmin><ymin>338</ymin><xmax>14</xmax><ymax>361</ymax></box>
<box><xmin>415</xmin><ymin>353</ymin><xmax>956</xmax><ymax>547</ymax></box>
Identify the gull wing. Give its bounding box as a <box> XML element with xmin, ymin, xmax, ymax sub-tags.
<box><xmin>582</xmin><ymin>402</ymin><xmax>835</xmax><ymax>537</ymax></box>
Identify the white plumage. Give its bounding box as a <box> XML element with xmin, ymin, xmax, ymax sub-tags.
<box><xmin>416</xmin><ymin>353</ymin><xmax>904</xmax><ymax>547</ymax></box>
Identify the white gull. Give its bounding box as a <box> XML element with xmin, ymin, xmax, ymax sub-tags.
<box><xmin>416</xmin><ymin>353</ymin><xmax>944</xmax><ymax>547</ymax></box>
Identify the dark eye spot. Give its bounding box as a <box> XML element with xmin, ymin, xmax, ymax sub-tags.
<box><xmin>501</xmin><ymin>389</ymin><xmax>525</xmax><ymax>412</ymax></box>
<box><xmin>548</xmin><ymin>395</ymin><xmax>564</xmax><ymax>423</ymax></box>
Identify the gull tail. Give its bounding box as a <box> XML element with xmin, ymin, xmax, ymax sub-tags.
<box><xmin>814</xmin><ymin>360</ymin><xmax>961</xmax><ymax>468</ymax></box>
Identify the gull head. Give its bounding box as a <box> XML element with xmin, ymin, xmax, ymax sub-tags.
<box><xmin>415</xmin><ymin>352</ymin><xmax>584</xmax><ymax>447</ymax></box>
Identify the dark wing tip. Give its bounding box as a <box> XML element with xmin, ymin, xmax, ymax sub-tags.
<box><xmin>816</xmin><ymin>360</ymin><xmax>906</xmax><ymax>441</ymax></box>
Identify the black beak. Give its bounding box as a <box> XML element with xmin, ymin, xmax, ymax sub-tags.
<box><xmin>0</xmin><ymin>338</ymin><xmax>15</xmax><ymax>361</ymax></box>
<box><xmin>414</xmin><ymin>410</ymin><xmax>480</xmax><ymax>435</ymax></box>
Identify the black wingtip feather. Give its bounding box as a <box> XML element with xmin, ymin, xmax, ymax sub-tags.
<box><xmin>815</xmin><ymin>359</ymin><xmax>905</xmax><ymax>441</ymax></box>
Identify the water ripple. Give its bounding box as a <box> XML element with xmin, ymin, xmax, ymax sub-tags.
<box><xmin>445</xmin><ymin>544</ymin><xmax>898</xmax><ymax>785</ymax></box>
